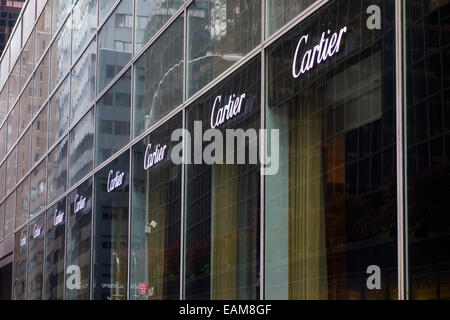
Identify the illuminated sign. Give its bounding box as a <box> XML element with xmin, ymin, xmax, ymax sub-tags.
<box><xmin>292</xmin><ymin>26</ymin><xmax>348</xmax><ymax>78</ymax></box>
<box><xmin>20</xmin><ymin>233</ymin><xmax>27</xmax><ymax>247</ymax></box>
<box><xmin>74</xmin><ymin>194</ymin><xmax>87</xmax><ymax>214</ymax></box>
<box><xmin>107</xmin><ymin>170</ymin><xmax>126</xmax><ymax>193</ymax></box>
<box><xmin>54</xmin><ymin>209</ymin><xmax>65</xmax><ymax>226</ymax></box>
<box><xmin>210</xmin><ymin>94</ymin><xmax>246</xmax><ymax>129</ymax></box>
<box><xmin>144</xmin><ymin>144</ymin><xmax>167</xmax><ymax>170</ymax></box>
<box><xmin>33</xmin><ymin>224</ymin><xmax>42</xmax><ymax>239</ymax></box>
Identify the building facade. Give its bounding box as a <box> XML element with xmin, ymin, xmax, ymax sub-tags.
<box><xmin>0</xmin><ymin>0</ymin><xmax>449</xmax><ymax>300</ymax></box>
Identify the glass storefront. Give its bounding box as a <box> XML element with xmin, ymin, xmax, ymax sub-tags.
<box><xmin>130</xmin><ymin>113</ymin><xmax>182</xmax><ymax>300</ymax></box>
<box><xmin>405</xmin><ymin>0</ymin><xmax>450</xmax><ymax>300</ymax></box>
<box><xmin>27</xmin><ymin>214</ymin><xmax>44</xmax><ymax>300</ymax></box>
<box><xmin>185</xmin><ymin>56</ymin><xmax>261</xmax><ymax>300</ymax></box>
<box><xmin>265</xmin><ymin>0</ymin><xmax>398</xmax><ymax>300</ymax></box>
<box><xmin>93</xmin><ymin>152</ymin><xmax>129</xmax><ymax>300</ymax></box>
<box><xmin>66</xmin><ymin>178</ymin><xmax>92</xmax><ymax>300</ymax></box>
<box><xmin>44</xmin><ymin>199</ymin><xmax>66</xmax><ymax>300</ymax></box>
<box><xmin>0</xmin><ymin>0</ymin><xmax>449</xmax><ymax>301</ymax></box>
<box><xmin>13</xmin><ymin>226</ymin><xmax>27</xmax><ymax>300</ymax></box>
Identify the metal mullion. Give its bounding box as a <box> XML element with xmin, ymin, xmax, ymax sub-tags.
<box><xmin>42</xmin><ymin>210</ymin><xmax>47</xmax><ymax>300</ymax></box>
<box><xmin>183</xmin><ymin>5</ymin><xmax>188</xmax><ymax>103</ymax></box>
<box><xmin>126</xmin><ymin>0</ymin><xmax>136</xmax><ymax>301</ymax></box>
<box><xmin>179</xmin><ymin>3</ymin><xmax>188</xmax><ymax>300</ymax></box>
<box><xmin>179</xmin><ymin>107</ymin><xmax>186</xmax><ymax>300</ymax></box>
<box><xmin>126</xmin><ymin>147</ymin><xmax>132</xmax><ymax>301</ymax></box>
<box><xmin>395</xmin><ymin>0</ymin><xmax>407</xmax><ymax>301</ymax></box>
<box><xmin>89</xmin><ymin>171</ymin><xmax>95</xmax><ymax>300</ymax></box>
<box><xmin>62</xmin><ymin>186</ymin><xmax>68</xmax><ymax>301</ymax></box>
<box><xmin>260</xmin><ymin>0</ymin><xmax>266</xmax><ymax>301</ymax></box>
<box><xmin>11</xmin><ymin>234</ymin><xmax>15</xmax><ymax>299</ymax></box>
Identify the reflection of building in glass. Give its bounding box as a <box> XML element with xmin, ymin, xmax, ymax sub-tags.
<box><xmin>0</xmin><ymin>0</ymin><xmax>449</xmax><ymax>301</ymax></box>
<box><xmin>0</xmin><ymin>0</ymin><xmax>25</xmax><ymax>56</ymax></box>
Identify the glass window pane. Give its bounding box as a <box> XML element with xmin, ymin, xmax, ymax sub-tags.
<box><xmin>265</xmin><ymin>0</ymin><xmax>397</xmax><ymax>299</ymax></box>
<box><xmin>50</xmin><ymin>16</ymin><xmax>72</xmax><ymax>91</ymax></box>
<box><xmin>0</xmin><ymin>123</ymin><xmax>6</xmax><ymax>162</ymax></box>
<box><xmin>19</xmin><ymin>79</ymin><xmax>33</xmax><ymax>136</ymax></box>
<box><xmin>93</xmin><ymin>152</ymin><xmax>129</xmax><ymax>300</ymax></box>
<box><xmin>27</xmin><ymin>213</ymin><xmax>45</xmax><ymax>300</ymax></box>
<box><xmin>32</xmin><ymin>105</ymin><xmax>48</xmax><ymax>166</ymax></box>
<box><xmin>20</xmin><ymin>30</ymin><xmax>35</xmax><ymax>92</ymax></box>
<box><xmin>17</xmin><ymin>129</ymin><xmax>31</xmax><ymax>181</ymax></box>
<box><xmin>187</xmin><ymin>0</ymin><xmax>261</xmax><ymax>97</ymax></box>
<box><xmin>185</xmin><ymin>57</ymin><xmax>261</xmax><ymax>300</ymax></box>
<box><xmin>69</xmin><ymin>108</ymin><xmax>94</xmax><ymax>187</ymax></box>
<box><xmin>7</xmin><ymin>103</ymin><xmax>19</xmax><ymax>152</ymax></box>
<box><xmin>66</xmin><ymin>178</ymin><xmax>92</xmax><ymax>300</ymax></box>
<box><xmin>48</xmin><ymin>76</ymin><xmax>70</xmax><ymax>147</ymax></box>
<box><xmin>34</xmin><ymin>52</ymin><xmax>50</xmax><ymax>114</ymax></box>
<box><xmin>130</xmin><ymin>113</ymin><xmax>182</xmax><ymax>300</ymax></box>
<box><xmin>15</xmin><ymin>177</ymin><xmax>30</xmax><ymax>228</ymax></box>
<box><xmin>4</xmin><ymin>191</ymin><xmax>16</xmax><ymax>237</ymax></box>
<box><xmin>72</xmin><ymin>0</ymin><xmax>98</xmax><ymax>61</ymax></box>
<box><xmin>6</xmin><ymin>147</ymin><xmax>17</xmax><ymax>194</ymax></box>
<box><xmin>22</xmin><ymin>0</ymin><xmax>36</xmax><ymax>43</ymax></box>
<box><xmin>0</xmin><ymin>203</ymin><xmax>4</xmax><ymax>240</ymax></box>
<box><xmin>10</xmin><ymin>21</ymin><xmax>22</xmax><ymax>69</ymax></box>
<box><xmin>35</xmin><ymin>0</ymin><xmax>52</xmax><ymax>64</ymax></box>
<box><xmin>71</xmin><ymin>39</ymin><xmax>97</xmax><ymax>123</ymax></box>
<box><xmin>36</xmin><ymin>0</ymin><xmax>48</xmax><ymax>19</ymax></box>
<box><xmin>44</xmin><ymin>199</ymin><xmax>66</xmax><ymax>300</ymax></box>
<box><xmin>99</xmin><ymin>0</ymin><xmax>117</xmax><ymax>23</ymax></box>
<box><xmin>30</xmin><ymin>160</ymin><xmax>47</xmax><ymax>218</ymax></box>
<box><xmin>0</xmin><ymin>84</ymin><xmax>8</xmax><ymax>124</ymax></box>
<box><xmin>0</xmin><ymin>49</ymin><xmax>10</xmax><ymax>91</ymax></box>
<box><xmin>266</xmin><ymin>0</ymin><xmax>316</xmax><ymax>36</ymax></box>
<box><xmin>47</xmin><ymin>137</ymin><xmax>68</xmax><ymax>203</ymax></box>
<box><xmin>0</xmin><ymin>162</ymin><xmax>5</xmax><ymax>201</ymax></box>
<box><xmin>9</xmin><ymin>61</ymin><xmax>20</xmax><ymax>109</ymax></box>
<box><xmin>52</xmin><ymin>0</ymin><xmax>71</xmax><ymax>34</ymax></box>
<box><xmin>97</xmin><ymin>0</ymin><xmax>132</xmax><ymax>94</ymax></box>
<box><xmin>133</xmin><ymin>16</ymin><xmax>183</xmax><ymax>137</ymax></box>
<box><xmin>134</xmin><ymin>0</ymin><xmax>183</xmax><ymax>54</ymax></box>
<box><xmin>96</xmin><ymin>69</ymin><xmax>131</xmax><ymax>165</ymax></box>
<box><xmin>14</xmin><ymin>226</ymin><xmax>28</xmax><ymax>300</ymax></box>
<box><xmin>406</xmin><ymin>0</ymin><xmax>450</xmax><ymax>300</ymax></box>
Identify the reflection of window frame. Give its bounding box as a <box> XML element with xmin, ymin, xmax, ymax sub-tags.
<box><xmin>115</xmin><ymin>13</ymin><xmax>133</xmax><ymax>29</ymax></box>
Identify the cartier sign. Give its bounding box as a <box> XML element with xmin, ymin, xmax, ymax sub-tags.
<box><xmin>107</xmin><ymin>170</ymin><xmax>126</xmax><ymax>193</ymax></box>
<box><xmin>144</xmin><ymin>144</ymin><xmax>167</xmax><ymax>170</ymax></box>
<box><xmin>292</xmin><ymin>26</ymin><xmax>348</xmax><ymax>78</ymax></box>
<box><xmin>210</xmin><ymin>94</ymin><xmax>246</xmax><ymax>129</ymax></box>
<box><xmin>54</xmin><ymin>209</ymin><xmax>65</xmax><ymax>226</ymax></box>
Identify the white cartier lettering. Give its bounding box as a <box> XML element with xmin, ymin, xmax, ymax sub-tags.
<box><xmin>20</xmin><ymin>234</ymin><xmax>27</xmax><ymax>247</ymax></box>
<box><xmin>292</xmin><ymin>26</ymin><xmax>348</xmax><ymax>78</ymax></box>
<box><xmin>33</xmin><ymin>224</ymin><xmax>42</xmax><ymax>239</ymax></box>
<box><xmin>74</xmin><ymin>194</ymin><xmax>87</xmax><ymax>214</ymax></box>
<box><xmin>210</xmin><ymin>94</ymin><xmax>246</xmax><ymax>129</ymax></box>
<box><xmin>54</xmin><ymin>209</ymin><xmax>65</xmax><ymax>226</ymax></box>
<box><xmin>107</xmin><ymin>170</ymin><xmax>125</xmax><ymax>193</ymax></box>
<box><xmin>144</xmin><ymin>144</ymin><xmax>167</xmax><ymax>170</ymax></box>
